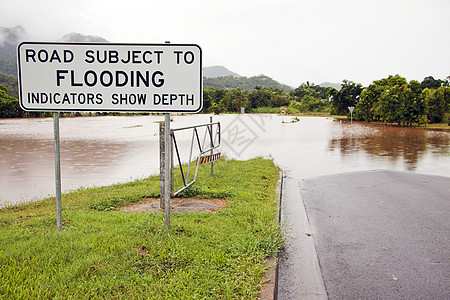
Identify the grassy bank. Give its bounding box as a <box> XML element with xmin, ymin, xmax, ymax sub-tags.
<box><xmin>0</xmin><ymin>158</ymin><xmax>283</xmax><ymax>299</ymax></box>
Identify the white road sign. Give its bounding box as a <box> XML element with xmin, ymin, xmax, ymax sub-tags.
<box><xmin>17</xmin><ymin>42</ymin><xmax>202</xmax><ymax>113</ymax></box>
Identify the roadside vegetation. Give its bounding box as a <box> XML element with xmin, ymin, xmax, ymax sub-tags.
<box><xmin>1</xmin><ymin>71</ymin><xmax>449</xmax><ymax>128</ymax></box>
<box><xmin>0</xmin><ymin>158</ymin><xmax>283</xmax><ymax>299</ymax></box>
<box><xmin>202</xmin><ymin>75</ymin><xmax>450</xmax><ymax>128</ymax></box>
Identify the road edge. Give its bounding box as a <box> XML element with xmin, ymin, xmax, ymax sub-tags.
<box><xmin>260</xmin><ymin>170</ymin><xmax>283</xmax><ymax>300</ymax></box>
<box><xmin>277</xmin><ymin>175</ymin><xmax>328</xmax><ymax>299</ymax></box>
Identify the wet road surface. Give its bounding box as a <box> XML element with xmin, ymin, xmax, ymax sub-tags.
<box><xmin>279</xmin><ymin>170</ymin><xmax>450</xmax><ymax>299</ymax></box>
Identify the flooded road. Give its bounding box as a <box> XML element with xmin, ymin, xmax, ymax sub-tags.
<box><xmin>1</xmin><ymin>114</ymin><xmax>449</xmax><ymax>207</ymax></box>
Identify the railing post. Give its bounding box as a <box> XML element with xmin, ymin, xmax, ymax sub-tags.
<box><xmin>171</xmin><ymin>131</ymin><xmax>174</xmax><ymax>197</ymax></box>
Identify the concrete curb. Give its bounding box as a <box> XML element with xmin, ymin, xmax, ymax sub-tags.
<box><xmin>277</xmin><ymin>174</ymin><xmax>328</xmax><ymax>299</ymax></box>
<box><xmin>260</xmin><ymin>170</ymin><xmax>284</xmax><ymax>300</ymax></box>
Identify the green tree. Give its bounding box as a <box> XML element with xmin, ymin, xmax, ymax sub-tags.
<box><xmin>218</xmin><ymin>88</ymin><xmax>247</xmax><ymax>112</ymax></box>
<box><xmin>425</xmin><ymin>86</ymin><xmax>449</xmax><ymax>123</ymax></box>
<box><xmin>330</xmin><ymin>80</ymin><xmax>363</xmax><ymax>115</ymax></box>
<box><xmin>403</xmin><ymin>80</ymin><xmax>427</xmax><ymax>126</ymax></box>
<box><xmin>291</xmin><ymin>82</ymin><xmax>319</xmax><ymax>100</ymax></box>
<box><xmin>245</xmin><ymin>86</ymin><xmax>290</xmax><ymax>110</ymax></box>
<box><xmin>443</xmin><ymin>76</ymin><xmax>450</xmax><ymax>87</ymax></box>
<box><xmin>202</xmin><ymin>88</ymin><xmax>213</xmax><ymax>112</ymax></box>
<box><xmin>202</xmin><ymin>87</ymin><xmax>227</xmax><ymax>113</ymax></box>
<box><xmin>290</xmin><ymin>82</ymin><xmax>331</xmax><ymax>113</ymax></box>
<box><xmin>355</xmin><ymin>75</ymin><xmax>408</xmax><ymax>122</ymax></box>
<box><xmin>355</xmin><ymin>84</ymin><xmax>382</xmax><ymax>121</ymax></box>
<box><xmin>268</xmin><ymin>94</ymin><xmax>290</xmax><ymax>108</ymax></box>
<box><xmin>247</xmin><ymin>86</ymin><xmax>271</xmax><ymax>108</ymax></box>
<box><xmin>290</xmin><ymin>82</ymin><xmax>329</xmax><ymax>102</ymax></box>
<box><xmin>0</xmin><ymin>73</ymin><xmax>18</xmax><ymax>96</ymax></box>
<box><xmin>379</xmin><ymin>84</ymin><xmax>407</xmax><ymax>124</ymax></box>
<box><xmin>293</xmin><ymin>95</ymin><xmax>326</xmax><ymax>112</ymax></box>
<box><xmin>421</xmin><ymin>76</ymin><xmax>443</xmax><ymax>90</ymax></box>
<box><xmin>0</xmin><ymin>85</ymin><xmax>23</xmax><ymax>118</ymax></box>
<box><xmin>376</xmin><ymin>78</ymin><xmax>427</xmax><ymax>125</ymax></box>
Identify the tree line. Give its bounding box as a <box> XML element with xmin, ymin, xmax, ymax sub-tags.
<box><xmin>203</xmin><ymin>75</ymin><xmax>450</xmax><ymax>126</ymax></box>
<box><xmin>323</xmin><ymin>75</ymin><xmax>449</xmax><ymax>125</ymax></box>
<box><xmin>353</xmin><ymin>75</ymin><xmax>449</xmax><ymax>125</ymax></box>
<box><xmin>1</xmin><ymin>73</ymin><xmax>449</xmax><ymax>125</ymax></box>
<box><xmin>203</xmin><ymin>86</ymin><xmax>292</xmax><ymax>114</ymax></box>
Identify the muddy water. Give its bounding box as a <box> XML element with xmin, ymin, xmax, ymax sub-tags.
<box><xmin>1</xmin><ymin>115</ymin><xmax>449</xmax><ymax>207</ymax></box>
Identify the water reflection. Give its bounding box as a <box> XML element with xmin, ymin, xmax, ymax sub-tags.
<box><xmin>0</xmin><ymin>116</ymin><xmax>163</xmax><ymax>206</ymax></box>
<box><xmin>328</xmin><ymin>123</ymin><xmax>449</xmax><ymax>171</ymax></box>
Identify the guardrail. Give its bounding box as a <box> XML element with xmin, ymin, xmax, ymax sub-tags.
<box><xmin>171</xmin><ymin>121</ymin><xmax>221</xmax><ymax>196</ymax></box>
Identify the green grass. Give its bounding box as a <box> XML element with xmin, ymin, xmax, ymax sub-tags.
<box><xmin>0</xmin><ymin>158</ymin><xmax>283</xmax><ymax>299</ymax></box>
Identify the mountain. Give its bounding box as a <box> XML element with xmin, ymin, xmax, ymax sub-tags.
<box><xmin>60</xmin><ymin>33</ymin><xmax>109</xmax><ymax>43</ymax></box>
<box><xmin>203</xmin><ymin>65</ymin><xmax>293</xmax><ymax>92</ymax></box>
<box><xmin>204</xmin><ymin>74</ymin><xmax>293</xmax><ymax>93</ymax></box>
<box><xmin>0</xmin><ymin>26</ymin><xmax>25</xmax><ymax>76</ymax></box>
<box><xmin>203</xmin><ymin>66</ymin><xmax>241</xmax><ymax>78</ymax></box>
<box><xmin>0</xmin><ymin>27</ymin><xmax>110</xmax><ymax>77</ymax></box>
<box><xmin>319</xmin><ymin>82</ymin><xmax>341</xmax><ymax>90</ymax></box>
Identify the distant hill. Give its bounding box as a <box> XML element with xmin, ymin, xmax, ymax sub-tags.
<box><xmin>0</xmin><ymin>26</ymin><xmax>24</xmax><ymax>76</ymax></box>
<box><xmin>0</xmin><ymin>73</ymin><xmax>18</xmax><ymax>96</ymax></box>
<box><xmin>0</xmin><ymin>26</ymin><xmax>23</xmax><ymax>61</ymax></box>
<box><xmin>204</xmin><ymin>74</ymin><xmax>293</xmax><ymax>93</ymax></box>
<box><xmin>319</xmin><ymin>82</ymin><xmax>341</xmax><ymax>90</ymax></box>
<box><xmin>0</xmin><ymin>27</ymin><xmax>110</xmax><ymax>77</ymax></box>
<box><xmin>203</xmin><ymin>66</ymin><xmax>241</xmax><ymax>78</ymax></box>
<box><xmin>60</xmin><ymin>33</ymin><xmax>109</xmax><ymax>43</ymax></box>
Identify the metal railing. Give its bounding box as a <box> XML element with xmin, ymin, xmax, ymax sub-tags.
<box><xmin>171</xmin><ymin>121</ymin><xmax>221</xmax><ymax>196</ymax></box>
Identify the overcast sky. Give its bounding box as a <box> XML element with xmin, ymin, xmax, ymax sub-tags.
<box><xmin>2</xmin><ymin>0</ymin><xmax>449</xmax><ymax>87</ymax></box>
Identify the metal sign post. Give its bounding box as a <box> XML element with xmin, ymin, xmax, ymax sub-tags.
<box><xmin>53</xmin><ymin>112</ymin><xmax>62</xmax><ymax>231</ymax></box>
<box><xmin>348</xmin><ymin>106</ymin><xmax>355</xmax><ymax>124</ymax></box>
<box><xmin>164</xmin><ymin>113</ymin><xmax>171</xmax><ymax>231</ymax></box>
<box><xmin>281</xmin><ymin>107</ymin><xmax>286</xmax><ymax>123</ymax></box>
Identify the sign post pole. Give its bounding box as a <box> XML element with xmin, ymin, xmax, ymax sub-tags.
<box><xmin>280</xmin><ymin>107</ymin><xmax>286</xmax><ymax>123</ymax></box>
<box><xmin>164</xmin><ymin>113</ymin><xmax>171</xmax><ymax>231</ymax></box>
<box><xmin>159</xmin><ymin>121</ymin><xmax>166</xmax><ymax>210</ymax></box>
<box><xmin>348</xmin><ymin>106</ymin><xmax>355</xmax><ymax>124</ymax></box>
<box><xmin>53</xmin><ymin>112</ymin><xmax>62</xmax><ymax>231</ymax></box>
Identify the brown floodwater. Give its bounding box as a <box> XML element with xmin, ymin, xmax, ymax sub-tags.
<box><xmin>328</xmin><ymin>123</ymin><xmax>449</xmax><ymax>170</ymax></box>
<box><xmin>0</xmin><ymin>115</ymin><xmax>448</xmax><ymax>207</ymax></box>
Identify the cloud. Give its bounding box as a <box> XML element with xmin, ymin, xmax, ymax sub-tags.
<box><xmin>0</xmin><ymin>26</ymin><xmax>25</xmax><ymax>46</ymax></box>
<box><xmin>0</xmin><ymin>26</ymin><xmax>26</xmax><ymax>60</ymax></box>
<box><xmin>1</xmin><ymin>0</ymin><xmax>449</xmax><ymax>86</ymax></box>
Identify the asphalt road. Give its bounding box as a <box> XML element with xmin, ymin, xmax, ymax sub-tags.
<box><xmin>278</xmin><ymin>170</ymin><xmax>450</xmax><ymax>299</ymax></box>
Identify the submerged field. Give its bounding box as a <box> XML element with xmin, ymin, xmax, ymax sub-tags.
<box><xmin>0</xmin><ymin>158</ymin><xmax>283</xmax><ymax>299</ymax></box>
